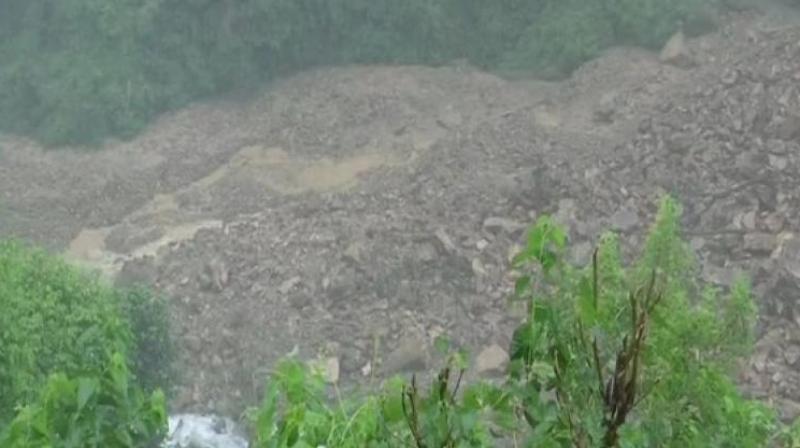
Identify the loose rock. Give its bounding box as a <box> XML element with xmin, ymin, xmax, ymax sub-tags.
<box><xmin>476</xmin><ymin>344</ymin><xmax>510</xmax><ymax>376</ymax></box>
<box><xmin>383</xmin><ymin>336</ymin><xmax>428</xmax><ymax>375</ymax></box>
<box><xmin>483</xmin><ymin>217</ymin><xmax>526</xmax><ymax>235</ymax></box>
<box><xmin>744</xmin><ymin>233</ymin><xmax>777</xmax><ymax>255</ymax></box>
<box><xmin>279</xmin><ymin>276</ymin><xmax>302</xmax><ymax>295</ymax></box>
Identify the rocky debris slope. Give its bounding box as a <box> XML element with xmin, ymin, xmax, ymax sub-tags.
<box><xmin>142</xmin><ymin>20</ymin><xmax>800</xmax><ymax>422</ymax></box>
<box><xmin>568</xmin><ymin>25</ymin><xmax>800</xmax><ymax>419</ymax></box>
<box><xmin>3</xmin><ymin>7</ymin><xmax>797</xmax><ymax>424</ymax></box>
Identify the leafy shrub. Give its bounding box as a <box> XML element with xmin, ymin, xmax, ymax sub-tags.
<box><xmin>0</xmin><ymin>240</ymin><xmax>133</xmax><ymax>423</ymax></box>
<box><xmin>0</xmin><ymin>0</ymin><xmax>739</xmax><ymax>146</ymax></box>
<box><xmin>245</xmin><ymin>196</ymin><xmax>786</xmax><ymax>447</ymax></box>
<box><xmin>0</xmin><ymin>352</ymin><xmax>168</xmax><ymax>448</ymax></box>
<box><xmin>507</xmin><ymin>197</ymin><xmax>775</xmax><ymax>446</ymax></box>
<box><xmin>0</xmin><ymin>240</ymin><xmax>174</xmax><ymax>425</ymax></box>
<box><xmin>248</xmin><ymin>351</ymin><xmax>513</xmax><ymax>447</ymax></box>
<box><xmin>499</xmin><ymin>1</ymin><xmax>616</xmax><ymax>79</ymax></box>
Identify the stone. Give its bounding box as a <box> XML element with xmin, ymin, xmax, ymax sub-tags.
<box><xmin>777</xmin><ymin>115</ymin><xmax>800</xmax><ymax>141</ymax></box>
<box><xmin>383</xmin><ymin>336</ymin><xmax>428</xmax><ymax>374</ymax></box>
<box><xmin>740</xmin><ymin>210</ymin><xmax>758</xmax><ymax>230</ymax></box>
<box><xmin>690</xmin><ymin>237</ymin><xmax>706</xmax><ymax>251</ymax></box>
<box><xmin>659</xmin><ymin>29</ymin><xmax>695</xmax><ymax>68</ymax></box>
<box><xmin>774</xmin><ymin>233</ymin><xmax>800</xmax><ymax>280</ymax></box>
<box><xmin>610</xmin><ymin>207</ymin><xmax>639</xmax><ymax>232</ymax></box>
<box><xmin>471</xmin><ymin>258</ymin><xmax>488</xmax><ymax>277</ymax></box>
<box><xmin>594</xmin><ymin>92</ymin><xmax>617</xmax><ymax>123</ymax></box>
<box><xmin>279</xmin><ymin>276</ymin><xmax>302</xmax><ymax>294</ymax></box>
<box><xmin>343</xmin><ymin>241</ymin><xmax>365</xmax><ymax>264</ymax></box>
<box><xmin>434</xmin><ymin>228</ymin><xmax>457</xmax><ymax>253</ymax></box>
<box><xmin>769</xmin><ymin>154</ymin><xmax>788</xmax><ymax>171</ymax></box>
<box><xmin>483</xmin><ymin>216</ymin><xmax>526</xmax><ymax>235</ymax></box>
<box><xmin>743</xmin><ymin>233</ymin><xmax>777</xmax><ymax>255</ymax></box>
<box><xmin>778</xmin><ymin>400</ymin><xmax>800</xmax><ymax>422</ymax></box>
<box><xmin>763</xmin><ymin>213</ymin><xmax>785</xmax><ymax>233</ymax></box>
<box><xmin>476</xmin><ymin>344</ymin><xmax>510</xmax><ymax>376</ymax></box>
<box><xmin>784</xmin><ymin>346</ymin><xmax>800</xmax><ymax>366</ymax></box>
<box><xmin>203</xmin><ymin>259</ymin><xmax>229</xmax><ymax>292</ymax></box>
<box><xmin>752</xmin><ymin>352</ymin><xmax>768</xmax><ymax>373</ymax></box>
<box><xmin>476</xmin><ymin>239</ymin><xmax>489</xmax><ymax>251</ymax></box>
<box><xmin>416</xmin><ymin>242</ymin><xmax>438</xmax><ymax>263</ymax></box>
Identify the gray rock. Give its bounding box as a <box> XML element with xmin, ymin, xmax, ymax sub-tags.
<box><xmin>416</xmin><ymin>242</ymin><xmax>438</xmax><ymax>263</ymax></box>
<box><xmin>115</xmin><ymin>256</ymin><xmax>158</xmax><ymax>288</ymax></box>
<box><xmin>777</xmin><ymin>115</ymin><xmax>800</xmax><ymax>141</ymax></box>
<box><xmin>784</xmin><ymin>346</ymin><xmax>800</xmax><ymax>366</ymax></box>
<box><xmin>204</xmin><ymin>259</ymin><xmax>229</xmax><ymax>292</ymax></box>
<box><xmin>475</xmin><ymin>344</ymin><xmax>510</xmax><ymax>376</ymax></box>
<box><xmin>778</xmin><ymin>399</ymin><xmax>800</xmax><ymax>423</ymax></box>
<box><xmin>744</xmin><ymin>233</ymin><xmax>777</xmax><ymax>255</ymax></box>
<box><xmin>594</xmin><ymin>92</ymin><xmax>618</xmax><ymax>124</ymax></box>
<box><xmin>279</xmin><ymin>276</ymin><xmax>302</xmax><ymax>294</ymax></box>
<box><xmin>483</xmin><ymin>217</ymin><xmax>526</xmax><ymax>235</ymax></box>
<box><xmin>343</xmin><ymin>241</ymin><xmax>365</xmax><ymax>264</ymax></box>
<box><xmin>610</xmin><ymin>208</ymin><xmax>639</xmax><ymax>232</ymax></box>
<box><xmin>383</xmin><ymin>336</ymin><xmax>428</xmax><ymax>375</ymax></box>
<box><xmin>775</xmin><ymin>233</ymin><xmax>800</xmax><ymax>280</ymax></box>
<box><xmin>769</xmin><ymin>154</ymin><xmax>789</xmax><ymax>171</ymax></box>
<box><xmin>659</xmin><ymin>29</ymin><xmax>695</xmax><ymax>68</ymax></box>
<box><xmin>434</xmin><ymin>228</ymin><xmax>457</xmax><ymax>253</ymax></box>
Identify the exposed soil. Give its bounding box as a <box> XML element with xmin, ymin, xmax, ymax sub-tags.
<box><xmin>2</xmin><ymin>9</ymin><xmax>800</xmax><ymax>422</ymax></box>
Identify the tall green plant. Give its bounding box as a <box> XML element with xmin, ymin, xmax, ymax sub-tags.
<box><xmin>0</xmin><ymin>352</ymin><xmax>167</xmax><ymax>448</ymax></box>
<box><xmin>507</xmin><ymin>196</ymin><xmax>774</xmax><ymax>446</ymax></box>
<box><xmin>0</xmin><ymin>240</ymin><xmax>133</xmax><ymax>424</ymax></box>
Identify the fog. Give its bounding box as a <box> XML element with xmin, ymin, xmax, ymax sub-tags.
<box><xmin>1</xmin><ymin>1</ymin><xmax>800</xmax><ymax>446</ymax></box>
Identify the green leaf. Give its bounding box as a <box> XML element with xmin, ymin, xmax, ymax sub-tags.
<box><xmin>77</xmin><ymin>378</ymin><xmax>97</xmax><ymax>412</ymax></box>
<box><xmin>515</xmin><ymin>275</ymin><xmax>532</xmax><ymax>297</ymax></box>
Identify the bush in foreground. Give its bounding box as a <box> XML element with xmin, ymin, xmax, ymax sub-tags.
<box><xmin>0</xmin><ymin>240</ymin><xmax>174</xmax><ymax>425</ymax></box>
<box><xmin>0</xmin><ymin>241</ymin><xmax>133</xmax><ymax>424</ymax></box>
<box><xmin>0</xmin><ymin>352</ymin><xmax>167</xmax><ymax>448</ymax></box>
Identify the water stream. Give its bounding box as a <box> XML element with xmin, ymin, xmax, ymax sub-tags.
<box><xmin>164</xmin><ymin>414</ymin><xmax>249</xmax><ymax>448</ymax></box>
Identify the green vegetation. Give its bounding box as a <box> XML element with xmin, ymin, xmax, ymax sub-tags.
<box><xmin>4</xmin><ymin>196</ymin><xmax>800</xmax><ymax>446</ymax></box>
<box><xmin>0</xmin><ymin>353</ymin><xmax>167</xmax><ymax>448</ymax></box>
<box><xmin>0</xmin><ymin>0</ymin><xmax>733</xmax><ymax>146</ymax></box>
<box><xmin>0</xmin><ymin>240</ymin><xmax>173</xmax><ymax>426</ymax></box>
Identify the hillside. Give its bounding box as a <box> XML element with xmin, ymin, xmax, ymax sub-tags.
<box><xmin>0</xmin><ymin>8</ymin><xmax>799</xmax><ymax>424</ymax></box>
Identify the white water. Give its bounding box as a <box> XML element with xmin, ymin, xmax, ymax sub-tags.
<box><xmin>163</xmin><ymin>414</ymin><xmax>249</xmax><ymax>448</ymax></box>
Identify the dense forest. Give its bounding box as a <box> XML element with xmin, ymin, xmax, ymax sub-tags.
<box><xmin>0</xmin><ymin>0</ymin><xmax>727</xmax><ymax>146</ymax></box>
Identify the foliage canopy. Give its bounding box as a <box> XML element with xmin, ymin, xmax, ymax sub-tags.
<box><xmin>0</xmin><ymin>0</ymin><xmax>725</xmax><ymax>146</ymax></box>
